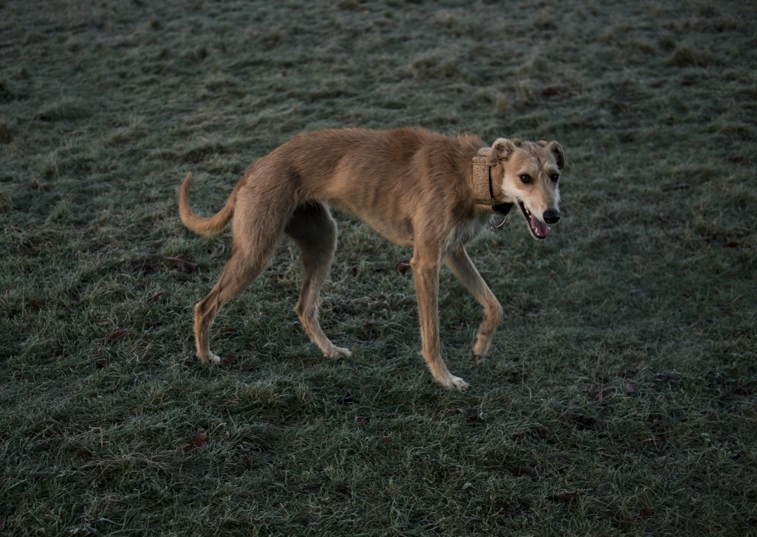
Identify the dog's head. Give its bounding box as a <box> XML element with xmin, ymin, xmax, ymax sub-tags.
<box><xmin>487</xmin><ymin>139</ymin><xmax>565</xmax><ymax>240</ymax></box>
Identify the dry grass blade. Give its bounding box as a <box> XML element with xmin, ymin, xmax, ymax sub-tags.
<box><xmin>165</xmin><ymin>255</ymin><xmax>198</xmax><ymax>273</ymax></box>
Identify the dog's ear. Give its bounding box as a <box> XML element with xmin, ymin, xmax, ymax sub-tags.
<box><xmin>487</xmin><ymin>138</ymin><xmax>520</xmax><ymax>166</ymax></box>
<box><xmin>538</xmin><ymin>140</ymin><xmax>566</xmax><ymax>169</ymax></box>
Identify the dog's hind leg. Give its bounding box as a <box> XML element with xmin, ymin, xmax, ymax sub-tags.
<box><xmin>444</xmin><ymin>246</ymin><xmax>503</xmax><ymax>364</ymax></box>
<box><xmin>194</xmin><ymin>190</ymin><xmax>290</xmax><ymax>363</ymax></box>
<box><xmin>285</xmin><ymin>202</ymin><xmax>351</xmax><ymax>359</ymax></box>
<box><xmin>194</xmin><ymin>247</ymin><xmax>273</xmax><ymax>363</ymax></box>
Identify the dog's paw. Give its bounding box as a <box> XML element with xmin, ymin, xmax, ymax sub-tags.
<box><xmin>325</xmin><ymin>346</ymin><xmax>352</xmax><ymax>359</ymax></box>
<box><xmin>450</xmin><ymin>376</ymin><xmax>470</xmax><ymax>391</ymax></box>
<box><xmin>472</xmin><ymin>352</ymin><xmax>485</xmax><ymax>365</ymax></box>
<box><xmin>438</xmin><ymin>374</ymin><xmax>470</xmax><ymax>391</ymax></box>
<box><xmin>198</xmin><ymin>352</ymin><xmax>222</xmax><ymax>364</ymax></box>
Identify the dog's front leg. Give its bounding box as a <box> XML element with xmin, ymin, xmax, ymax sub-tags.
<box><xmin>444</xmin><ymin>246</ymin><xmax>503</xmax><ymax>364</ymax></box>
<box><xmin>411</xmin><ymin>247</ymin><xmax>469</xmax><ymax>391</ymax></box>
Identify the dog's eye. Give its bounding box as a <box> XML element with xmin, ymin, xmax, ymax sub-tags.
<box><xmin>550</xmin><ymin>174</ymin><xmax>560</xmax><ymax>182</ymax></box>
<box><xmin>519</xmin><ymin>174</ymin><xmax>532</xmax><ymax>184</ymax></box>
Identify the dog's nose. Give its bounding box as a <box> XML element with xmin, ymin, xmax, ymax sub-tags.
<box><xmin>543</xmin><ymin>209</ymin><xmax>560</xmax><ymax>224</ymax></box>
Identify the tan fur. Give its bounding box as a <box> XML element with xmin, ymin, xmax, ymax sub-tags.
<box><xmin>178</xmin><ymin>128</ymin><xmax>565</xmax><ymax>390</ymax></box>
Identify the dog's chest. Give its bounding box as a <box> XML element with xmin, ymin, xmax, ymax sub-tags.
<box><xmin>445</xmin><ymin>216</ymin><xmax>488</xmax><ymax>251</ymax></box>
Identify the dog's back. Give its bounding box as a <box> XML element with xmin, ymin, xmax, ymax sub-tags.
<box><xmin>271</xmin><ymin>128</ymin><xmax>484</xmax><ymax>246</ymax></box>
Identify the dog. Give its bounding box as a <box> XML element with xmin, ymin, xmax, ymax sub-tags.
<box><xmin>178</xmin><ymin>128</ymin><xmax>564</xmax><ymax>390</ymax></box>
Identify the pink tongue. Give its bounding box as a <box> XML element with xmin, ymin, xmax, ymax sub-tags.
<box><xmin>530</xmin><ymin>215</ymin><xmax>550</xmax><ymax>237</ymax></box>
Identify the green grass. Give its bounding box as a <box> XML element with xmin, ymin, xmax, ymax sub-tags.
<box><xmin>1</xmin><ymin>0</ymin><xmax>756</xmax><ymax>535</ymax></box>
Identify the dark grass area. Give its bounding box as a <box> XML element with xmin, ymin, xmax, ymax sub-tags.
<box><xmin>1</xmin><ymin>0</ymin><xmax>756</xmax><ymax>535</ymax></box>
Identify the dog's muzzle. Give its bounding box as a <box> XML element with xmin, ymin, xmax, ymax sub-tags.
<box><xmin>518</xmin><ymin>201</ymin><xmax>557</xmax><ymax>240</ymax></box>
<box><xmin>543</xmin><ymin>208</ymin><xmax>560</xmax><ymax>224</ymax></box>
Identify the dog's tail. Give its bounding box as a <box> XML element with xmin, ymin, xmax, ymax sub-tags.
<box><xmin>179</xmin><ymin>173</ymin><xmax>236</xmax><ymax>237</ymax></box>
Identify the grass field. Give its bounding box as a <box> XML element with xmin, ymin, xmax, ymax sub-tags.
<box><xmin>1</xmin><ymin>0</ymin><xmax>756</xmax><ymax>535</ymax></box>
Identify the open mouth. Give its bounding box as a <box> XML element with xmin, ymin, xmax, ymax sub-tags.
<box><xmin>518</xmin><ymin>200</ymin><xmax>550</xmax><ymax>240</ymax></box>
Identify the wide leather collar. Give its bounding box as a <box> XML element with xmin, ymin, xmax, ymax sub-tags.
<box><xmin>472</xmin><ymin>147</ymin><xmax>513</xmax><ymax>216</ymax></box>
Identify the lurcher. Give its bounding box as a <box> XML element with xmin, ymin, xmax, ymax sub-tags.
<box><xmin>179</xmin><ymin>128</ymin><xmax>565</xmax><ymax>390</ymax></box>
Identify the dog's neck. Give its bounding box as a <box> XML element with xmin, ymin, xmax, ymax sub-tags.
<box><xmin>472</xmin><ymin>147</ymin><xmax>513</xmax><ymax>216</ymax></box>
